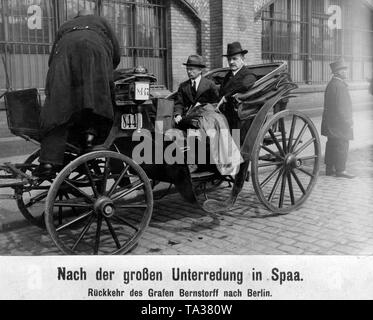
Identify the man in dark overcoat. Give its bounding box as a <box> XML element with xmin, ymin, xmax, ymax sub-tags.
<box><xmin>173</xmin><ymin>54</ymin><xmax>219</xmax><ymax>124</ymax></box>
<box><xmin>321</xmin><ymin>60</ymin><xmax>355</xmax><ymax>179</ymax></box>
<box><xmin>216</xmin><ymin>42</ymin><xmax>257</xmax><ymax>132</ymax></box>
<box><xmin>173</xmin><ymin>55</ymin><xmax>242</xmax><ymax>176</ymax></box>
<box><xmin>35</xmin><ymin>9</ymin><xmax>121</xmax><ymax>177</ymax></box>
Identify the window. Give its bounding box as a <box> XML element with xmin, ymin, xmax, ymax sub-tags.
<box><xmin>101</xmin><ymin>0</ymin><xmax>168</xmax><ymax>85</ymax></box>
<box><xmin>0</xmin><ymin>0</ymin><xmax>169</xmax><ymax>90</ymax></box>
<box><xmin>0</xmin><ymin>0</ymin><xmax>56</xmax><ymax>89</ymax></box>
<box><xmin>262</xmin><ymin>0</ymin><xmax>373</xmax><ymax>83</ymax></box>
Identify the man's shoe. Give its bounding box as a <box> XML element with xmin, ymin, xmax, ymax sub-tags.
<box><xmin>33</xmin><ymin>163</ymin><xmax>57</xmax><ymax>179</ymax></box>
<box><xmin>336</xmin><ymin>171</ymin><xmax>356</xmax><ymax>179</ymax></box>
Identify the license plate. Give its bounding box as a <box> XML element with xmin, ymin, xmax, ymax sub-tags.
<box><xmin>135</xmin><ymin>82</ymin><xmax>150</xmax><ymax>100</ymax></box>
<box><xmin>121</xmin><ymin>113</ymin><xmax>143</xmax><ymax>130</ymax></box>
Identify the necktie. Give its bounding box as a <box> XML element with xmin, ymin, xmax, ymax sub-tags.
<box><xmin>191</xmin><ymin>80</ymin><xmax>197</xmax><ymax>98</ymax></box>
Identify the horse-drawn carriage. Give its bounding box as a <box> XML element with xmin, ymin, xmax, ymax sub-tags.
<box><xmin>0</xmin><ymin>62</ymin><xmax>320</xmax><ymax>255</ymax></box>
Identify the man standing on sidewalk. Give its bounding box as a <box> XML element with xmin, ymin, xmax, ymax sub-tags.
<box><xmin>321</xmin><ymin>60</ymin><xmax>355</xmax><ymax>179</ymax></box>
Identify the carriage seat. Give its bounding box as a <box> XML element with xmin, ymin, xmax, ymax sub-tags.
<box><xmin>4</xmin><ymin>88</ymin><xmax>42</xmax><ymax>142</ymax></box>
<box><xmin>4</xmin><ymin>89</ymin><xmax>94</xmax><ymax>154</ymax></box>
<box><xmin>235</xmin><ymin>71</ymin><xmax>297</xmax><ymax>121</ymax></box>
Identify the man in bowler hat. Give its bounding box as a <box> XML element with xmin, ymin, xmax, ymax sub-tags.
<box><xmin>174</xmin><ymin>54</ymin><xmax>242</xmax><ymax>176</ymax></box>
<box><xmin>174</xmin><ymin>54</ymin><xmax>219</xmax><ymax>125</ymax></box>
<box><xmin>321</xmin><ymin>60</ymin><xmax>355</xmax><ymax>179</ymax></box>
<box><xmin>217</xmin><ymin>42</ymin><xmax>257</xmax><ymax>131</ymax></box>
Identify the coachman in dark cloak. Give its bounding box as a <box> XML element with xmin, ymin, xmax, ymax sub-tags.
<box><xmin>35</xmin><ymin>9</ymin><xmax>121</xmax><ymax>177</ymax></box>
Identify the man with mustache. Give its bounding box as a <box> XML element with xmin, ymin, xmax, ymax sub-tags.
<box><xmin>217</xmin><ymin>42</ymin><xmax>257</xmax><ymax>134</ymax></box>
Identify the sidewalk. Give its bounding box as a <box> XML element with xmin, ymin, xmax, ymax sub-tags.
<box><xmin>0</xmin><ymin>109</ymin><xmax>372</xmax><ymax>232</ymax></box>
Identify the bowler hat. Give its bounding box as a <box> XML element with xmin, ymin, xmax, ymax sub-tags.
<box><xmin>183</xmin><ymin>55</ymin><xmax>206</xmax><ymax>68</ymax></box>
<box><xmin>330</xmin><ymin>60</ymin><xmax>348</xmax><ymax>73</ymax></box>
<box><xmin>223</xmin><ymin>42</ymin><xmax>248</xmax><ymax>57</ymax></box>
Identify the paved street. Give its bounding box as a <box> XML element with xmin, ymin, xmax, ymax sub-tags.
<box><xmin>0</xmin><ymin>110</ymin><xmax>372</xmax><ymax>255</ymax></box>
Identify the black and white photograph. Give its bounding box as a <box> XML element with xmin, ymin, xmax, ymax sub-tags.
<box><xmin>0</xmin><ymin>0</ymin><xmax>372</xmax><ymax>302</ymax></box>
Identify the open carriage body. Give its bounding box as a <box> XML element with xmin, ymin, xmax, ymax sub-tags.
<box><xmin>0</xmin><ymin>62</ymin><xmax>320</xmax><ymax>255</ymax></box>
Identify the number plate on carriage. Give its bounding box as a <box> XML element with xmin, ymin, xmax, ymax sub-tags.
<box><xmin>121</xmin><ymin>113</ymin><xmax>143</xmax><ymax>130</ymax></box>
<box><xmin>135</xmin><ymin>82</ymin><xmax>150</xmax><ymax>100</ymax></box>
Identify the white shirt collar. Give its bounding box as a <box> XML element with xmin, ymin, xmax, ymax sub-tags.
<box><xmin>191</xmin><ymin>75</ymin><xmax>202</xmax><ymax>90</ymax></box>
<box><xmin>232</xmin><ymin>66</ymin><xmax>243</xmax><ymax>76</ymax></box>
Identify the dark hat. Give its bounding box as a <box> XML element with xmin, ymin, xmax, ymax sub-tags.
<box><xmin>183</xmin><ymin>55</ymin><xmax>206</xmax><ymax>68</ymax></box>
<box><xmin>223</xmin><ymin>42</ymin><xmax>248</xmax><ymax>57</ymax></box>
<box><xmin>330</xmin><ymin>60</ymin><xmax>348</xmax><ymax>73</ymax></box>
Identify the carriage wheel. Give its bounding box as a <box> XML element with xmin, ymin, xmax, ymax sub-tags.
<box><xmin>45</xmin><ymin>151</ymin><xmax>153</xmax><ymax>255</ymax></box>
<box><xmin>15</xmin><ymin>148</ymin><xmax>78</xmax><ymax>228</ymax></box>
<box><xmin>251</xmin><ymin>110</ymin><xmax>320</xmax><ymax>214</ymax></box>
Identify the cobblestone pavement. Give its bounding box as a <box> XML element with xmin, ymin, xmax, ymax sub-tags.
<box><xmin>0</xmin><ymin>145</ymin><xmax>372</xmax><ymax>256</ymax></box>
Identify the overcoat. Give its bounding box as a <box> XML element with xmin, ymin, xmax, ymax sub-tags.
<box><xmin>174</xmin><ymin>77</ymin><xmax>219</xmax><ymax>116</ymax></box>
<box><xmin>321</xmin><ymin>76</ymin><xmax>354</xmax><ymax>140</ymax></box>
<box><xmin>219</xmin><ymin>66</ymin><xmax>257</xmax><ymax>129</ymax></box>
<box><xmin>219</xmin><ymin>66</ymin><xmax>257</xmax><ymax>100</ymax></box>
<box><xmin>40</xmin><ymin>15</ymin><xmax>121</xmax><ymax>134</ymax></box>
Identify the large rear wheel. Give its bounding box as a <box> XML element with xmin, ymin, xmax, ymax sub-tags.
<box><xmin>251</xmin><ymin>110</ymin><xmax>320</xmax><ymax>214</ymax></box>
<box><xmin>45</xmin><ymin>151</ymin><xmax>153</xmax><ymax>255</ymax></box>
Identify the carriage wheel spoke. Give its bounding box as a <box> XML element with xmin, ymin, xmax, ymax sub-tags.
<box><xmin>260</xmin><ymin>144</ymin><xmax>284</xmax><ymax>160</ymax></box>
<box><xmin>291</xmin><ymin>171</ymin><xmax>306</xmax><ymax>195</ymax></box>
<box><xmin>58</xmin><ymin>194</ymin><xmax>64</xmax><ymax>225</ymax></box>
<box><xmin>72</xmin><ymin>215</ymin><xmax>95</xmax><ymax>251</ymax></box>
<box><xmin>294</xmin><ymin>138</ymin><xmax>316</xmax><ymax>157</ymax></box>
<box><xmin>296</xmin><ymin>167</ymin><xmax>314</xmax><ymax>178</ymax></box>
<box><xmin>299</xmin><ymin>155</ymin><xmax>318</xmax><ymax>161</ymax></box>
<box><xmin>105</xmin><ymin>217</ymin><xmax>121</xmax><ymax>249</ymax></box>
<box><xmin>111</xmin><ymin>181</ymin><xmax>144</xmax><ymax>202</ymax></box>
<box><xmin>291</xmin><ymin>122</ymin><xmax>308</xmax><ymax>153</ymax></box>
<box><xmin>84</xmin><ymin>163</ymin><xmax>99</xmax><ymax>198</ymax></box>
<box><xmin>279</xmin><ymin>118</ymin><xmax>287</xmax><ymax>155</ymax></box>
<box><xmin>94</xmin><ymin>215</ymin><xmax>103</xmax><ymax>255</ymax></box>
<box><xmin>56</xmin><ymin>211</ymin><xmax>93</xmax><ymax>232</ymax></box>
<box><xmin>108</xmin><ymin>165</ymin><xmax>130</xmax><ymax>197</ymax></box>
<box><xmin>268</xmin><ymin>168</ymin><xmax>284</xmax><ymax>202</ymax></box>
<box><xmin>113</xmin><ymin>215</ymin><xmax>139</xmax><ymax>232</ymax></box>
<box><xmin>260</xmin><ymin>166</ymin><xmax>282</xmax><ymax>188</ymax></box>
<box><xmin>258</xmin><ymin>161</ymin><xmax>283</xmax><ymax>168</ymax></box>
<box><xmin>25</xmin><ymin>191</ymin><xmax>48</xmax><ymax>208</ymax></box>
<box><xmin>279</xmin><ymin>170</ymin><xmax>287</xmax><ymax>208</ymax></box>
<box><xmin>63</xmin><ymin>180</ymin><xmax>94</xmax><ymax>203</ymax></box>
<box><xmin>53</xmin><ymin>201</ymin><xmax>92</xmax><ymax>208</ymax></box>
<box><xmin>287</xmin><ymin>172</ymin><xmax>295</xmax><ymax>205</ymax></box>
<box><xmin>116</xmin><ymin>204</ymin><xmax>148</xmax><ymax>209</ymax></box>
<box><xmin>102</xmin><ymin>157</ymin><xmax>110</xmax><ymax>194</ymax></box>
<box><xmin>269</xmin><ymin>129</ymin><xmax>285</xmax><ymax>157</ymax></box>
<box><xmin>287</xmin><ymin>115</ymin><xmax>297</xmax><ymax>153</ymax></box>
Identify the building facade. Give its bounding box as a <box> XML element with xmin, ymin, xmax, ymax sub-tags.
<box><xmin>0</xmin><ymin>0</ymin><xmax>372</xmax><ymax>93</ymax></box>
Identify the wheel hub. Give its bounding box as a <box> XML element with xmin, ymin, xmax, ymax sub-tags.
<box><xmin>94</xmin><ymin>197</ymin><xmax>115</xmax><ymax>218</ymax></box>
<box><xmin>285</xmin><ymin>154</ymin><xmax>302</xmax><ymax>169</ymax></box>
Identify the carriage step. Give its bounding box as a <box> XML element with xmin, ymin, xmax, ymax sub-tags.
<box><xmin>191</xmin><ymin>171</ymin><xmax>217</xmax><ymax>181</ymax></box>
<box><xmin>0</xmin><ymin>178</ymin><xmax>27</xmax><ymax>188</ymax></box>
